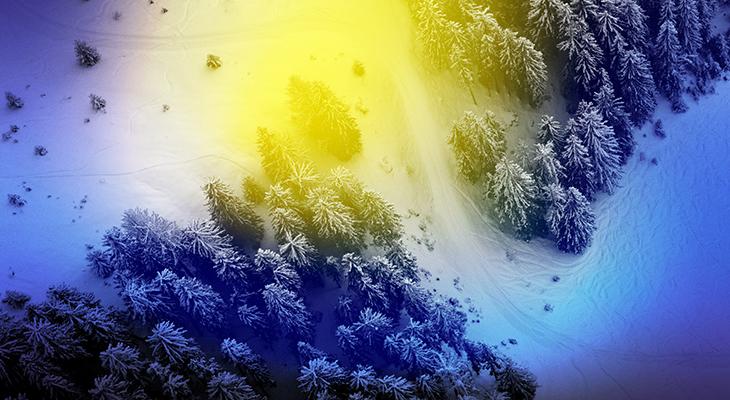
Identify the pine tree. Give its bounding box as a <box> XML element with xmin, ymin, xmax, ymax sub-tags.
<box><xmin>486</xmin><ymin>158</ymin><xmax>539</xmax><ymax>234</ymax></box>
<box><xmin>297</xmin><ymin>357</ymin><xmax>347</xmax><ymax>398</ymax></box>
<box><xmin>269</xmin><ymin>207</ymin><xmax>306</xmax><ymax>242</ymax></box>
<box><xmin>377</xmin><ymin>375</ymin><xmax>416</xmax><ymax>400</ymax></box>
<box><xmin>288</xmin><ymin>76</ymin><xmax>362</xmax><ymax>160</ymax></box>
<box><xmin>592</xmin><ymin>74</ymin><xmax>635</xmax><ymax>163</ymax></box>
<box><xmin>448</xmin><ymin>111</ymin><xmax>506</xmax><ymax>183</ymax></box>
<box><xmin>172</xmin><ymin>276</ymin><xmax>225</xmax><ymax>327</ymax></box>
<box><xmin>561</xmin><ymin>133</ymin><xmax>595</xmax><ymax>198</ymax></box>
<box><xmin>279</xmin><ymin>232</ymin><xmax>317</xmax><ymax>270</ymax></box>
<box><xmin>285</xmin><ymin>161</ymin><xmax>320</xmax><ymax>198</ymax></box>
<box><xmin>220</xmin><ymin>338</ymin><xmax>271</xmax><ymax>386</ymax></box>
<box><xmin>497</xmin><ymin>29</ymin><xmax>548</xmax><ymax>103</ymax></box>
<box><xmin>576</xmin><ymin>103</ymin><xmax>623</xmax><ymax>193</ymax></box>
<box><xmin>527</xmin><ymin>0</ymin><xmax>562</xmax><ymax>41</ymax></box>
<box><xmin>536</xmin><ymin>115</ymin><xmax>563</xmax><ymax>145</ymax></box>
<box><xmin>617</xmin><ymin>0</ymin><xmax>650</xmax><ymax>52</ymax></box>
<box><xmin>306</xmin><ymin>187</ymin><xmax>362</xmax><ymax>248</ymax></box>
<box><xmin>117</xmin><ymin>276</ymin><xmax>168</xmax><ymax>324</ymax></box>
<box><xmin>551</xmin><ymin>187</ymin><xmax>596</xmax><ymax>254</ymax></box>
<box><xmin>262</xmin><ymin>283</ymin><xmax>312</xmax><ymax>338</ymax></box>
<box><xmin>181</xmin><ymin>219</ymin><xmax>231</xmax><ymax>259</ymax></box>
<box><xmin>207</xmin><ymin>372</ymin><xmax>259</xmax><ymax>400</ymax></box>
<box><xmin>204</xmin><ymin>178</ymin><xmax>264</xmax><ymax>243</ymax></box>
<box><xmin>359</xmin><ymin>191</ymin><xmax>403</xmax><ymax>248</ymax></box>
<box><xmin>618</xmin><ymin>49</ymin><xmax>657</xmax><ymax>124</ymax></box>
<box><xmin>99</xmin><ymin>344</ymin><xmax>144</xmax><ymax>379</ymax></box>
<box><xmin>653</xmin><ymin>1</ymin><xmax>686</xmax><ymax>111</ymax></box>
<box><xmin>256</xmin><ymin>127</ymin><xmax>299</xmax><ymax>182</ymax></box>
<box><xmin>414</xmin><ymin>0</ymin><xmax>453</xmax><ymax>68</ymax></box>
<box><xmin>542</xmin><ymin>183</ymin><xmax>567</xmax><ymax>237</ymax></box>
<box><xmin>241</xmin><ymin>176</ymin><xmax>265</xmax><ymax>205</ymax></box>
<box><xmin>146</xmin><ymin>321</ymin><xmax>196</xmax><ymax>365</ymax></box>
<box><xmin>495</xmin><ymin>360</ymin><xmax>538</xmax><ymax>400</ymax></box>
<box><xmin>675</xmin><ymin>0</ymin><xmax>703</xmax><ymax>55</ymax></box>
<box><xmin>531</xmin><ymin>142</ymin><xmax>565</xmax><ymax>185</ymax></box>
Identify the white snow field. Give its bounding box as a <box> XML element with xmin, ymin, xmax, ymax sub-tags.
<box><xmin>1</xmin><ymin>1</ymin><xmax>729</xmax><ymax>399</ymax></box>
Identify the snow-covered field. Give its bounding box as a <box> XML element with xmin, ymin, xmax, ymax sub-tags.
<box><xmin>1</xmin><ymin>1</ymin><xmax>729</xmax><ymax>398</ymax></box>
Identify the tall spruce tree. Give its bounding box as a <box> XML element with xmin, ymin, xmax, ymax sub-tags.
<box><xmin>576</xmin><ymin>102</ymin><xmax>623</xmax><ymax>194</ymax></box>
<box><xmin>653</xmin><ymin>0</ymin><xmax>686</xmax><ymax>111</ymax></box>
<box><xmin>561</xmin><ymin>132</ymin><xmax>595</xmax><ymax>198</ymax></box>
<box><xmin>486</xmin><ymin>158</ymin><xmax>539</xmax><ymax>234</ymax></box>
<box><xmin>551</xmin><ymin>187</ymin><xmax>596</xmax><ymax>254</ymax></box>
<box><xmin>618</xmin><ymin>49</ymin><xmax>657</xmax><ymax>124</ymax></box>
<box><xmin>592</xmin><ymin>72</ymin><xmax>635</xmax><ymax>163</ymax></box>
<box><xmin>448</xmin><ymin>111</ymin><xmax>506</xmax><ymax>183</ymax></box>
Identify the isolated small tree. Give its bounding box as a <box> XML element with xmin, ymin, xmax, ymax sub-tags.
<box><xmin>486</xmin><ymin>158</ymin><xmax>539</xmax><ymax>234</ymax></box>
<box><xmin>5</xmin><ymin>92</ymin><xmax>23</xmax><ymax>109</ymax></box>
<box><xmin>75</xmin><ymin>40</ymin><xmax>101</xmax><ymax>67</ymax></box>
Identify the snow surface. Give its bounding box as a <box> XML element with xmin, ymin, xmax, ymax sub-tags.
<box><xmin>1</xmin><ymin>1</ymin><xmax>729</xmax><ymax>399</ymax></box>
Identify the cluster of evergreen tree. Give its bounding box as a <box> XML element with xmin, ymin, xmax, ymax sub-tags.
<box><xmin>526</xmin><ymin>0</ymin><xmax>728</xmax><ymax>116</ymax></box>
<box><xmin>256</xmin><ymin>126</ymin><xmax>402</xmax><ymax>251</ymax></box>
<box><xmin>450</xmin><ymin>104</ymin><xmax>625</xmax><ymax>253</ymax></box>
<box><xmin>0</xmin><ymin>286</ymin><xmax>268</xmax><ymax>399</ymax></box>
<box><xmin>443</xmin><ymin>0</ymin><xmax>728</xmax><ymax>253</ymax></box>
<box><xmin>24</xmin><ymin>126</ymin><xmax>537</xmax><ymax>398</ymax></box>
<box><xmin>410</xmin><ymin>0</ymin><xmax>549</xmax><ymax>104</ymax></box>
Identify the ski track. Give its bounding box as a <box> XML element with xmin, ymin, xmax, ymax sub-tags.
<box><xmin>2</xmin><ymin>1</ymin><xmax>730</xmax><ymax>399</ymax></box>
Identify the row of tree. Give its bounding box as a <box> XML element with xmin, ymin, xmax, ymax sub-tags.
<box><xmin>412</xmin><ymin>0</ymin><xmax>550</xmax><ymax>104</ymax></box>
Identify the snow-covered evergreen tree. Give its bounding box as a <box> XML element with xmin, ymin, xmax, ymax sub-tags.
<box><xmin>486</xmin><ymin>158</ymin><xmax>539</xmax><ymax>234</ymax></box>
<box><xmin>531</xmin><ymin>142</ymin><xmax>566</xmax><ymax>185</ymax></box>
<box><xmin>527</xmin><ymin>0</ymin><xmax>562</xmax><ymax>41</ymax></box>
<box><xmin>448</xmin><ymin>111</ymin><xmax>506</xmax><ymax>183</ymax></box>
<box><xmin>305</xmin><ymin>187</ymin><xmax>362</xmax><ymax>249</ymax></box>
<box><xmin>262</xmin><ymin>283</ymin><xmax>312</xmax><ymax>338</ymax></box>
<box><xmin>146</xmin><ymin>321</ymin><xmax>196</xmax><ymax>365</ymax></box>
<box><xmin>561</xmin><ymin>132</ymin><xmax>595</xmax><ymax>198</ymax></box>
<box><xmin>414</xmin><ymin>0</ymin><xmax>453</xmax><ymax>68</ymax></box>
<box><xmin>617</xmin><ymin>0</ymin><xmax>650</xmax><ymax>52</ymax></box>
<box><xmin>207</xmin><ymin>372</ymin><xmax>258</xmax><ymax>400</ymax></box>
<box><xmin>297</xmin><ymin>357</ymin><xmax>347</xmax><ymax>399</ymax></box>
<box><xmin>675</xmin><ymin>0</ymin><xmax>703</xmax><ymax>55</ymax></box>
<box><xmin>653</xmin><ymin>1</ymin><xmax>687</xmax><ymax>112</ymax></box>
<box><xmin>172</xmin><ymin>276</ymin><xmax>225</xmax><ymax>328</ymax></box>
<box><xmin>551</xmin><ymin>187</ymin><xmax>596</xmax><ymax>254</ymax></box>
<box><xmin>279</xmin><ymin>232</ymin><xmax>317</xmax><ymax>270</ymax></box>
<box><xmin>497</xmin><ymin>29</ymin><xmax>548</xmax><ymax>103</ymax></box>
<box><xmin>495</xmin><ymin>361</ymin><xmax>538</xmax><ymax>400</ymax></box>
<box><xmin>618</xmin><ymin>49</ymin><xmax>657</xmax><ymax>124</ymax></box>
<box><xmin>576</xmin><ymin>102</ymin><xmax>623</xmax><ymax>193</ymax></box>
<box><xmin>359</xmin><ymin>191</ymin><xmax>403</xmax><ymax>248</ymax></box>
<box><xmin>204</xmin><ymin>178</ymin><xmax>264</xmax><ymax>243</ymax></box>
<box><xmin>536</xmin><ymin>115</ymin><xmax>563</xmax><ymax>146</ymax></box>
<box><xmin>288</xmin><ymin>76</ymin><xmax>362</xmax><ymax>160</ymax></box>
<box><xmin>592</xmin><ymin>73</ymin><xmax>635</xmax><ymax>163</ymax></box>
<box><xmin>256</xmin><ymin>127</ymin><xmax>299</xmax><ymax>182</ymax></box>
